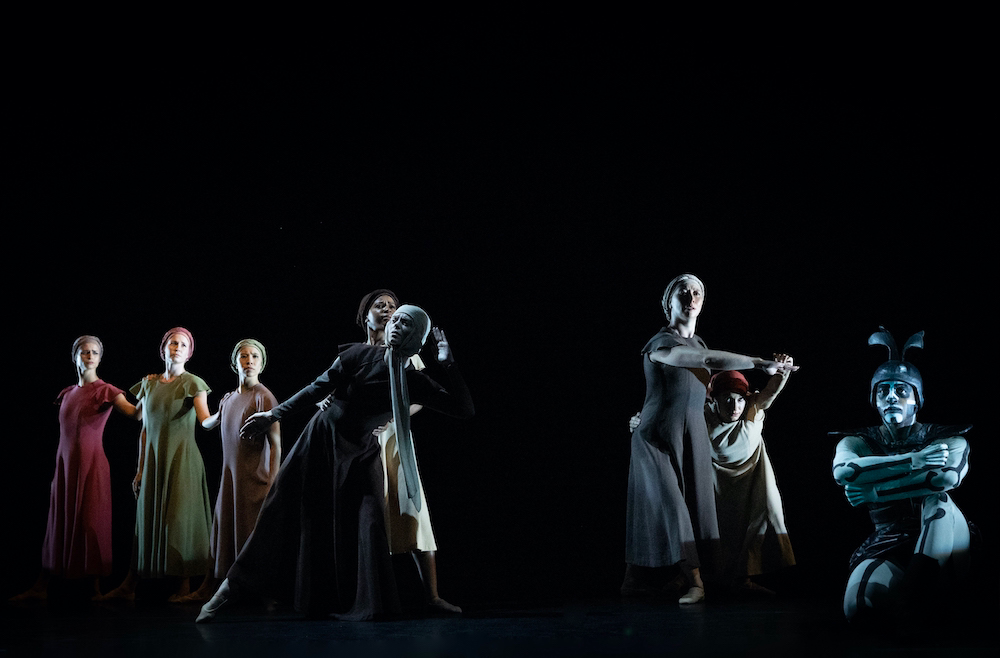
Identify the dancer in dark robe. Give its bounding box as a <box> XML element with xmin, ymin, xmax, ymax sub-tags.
<box><xmin>197</xmin><ymin>305</ymin><xmax>473</xmax><ymax>622</ymax></box>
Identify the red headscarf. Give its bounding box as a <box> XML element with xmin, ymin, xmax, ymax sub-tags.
<box><xmin>708</xmin><ymin>370</ymin><xmax>749</xmax><ymax>399</ymax></box>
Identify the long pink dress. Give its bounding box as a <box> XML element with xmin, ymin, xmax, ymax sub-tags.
<box><xmin>209</xmin><ymin>384</ymin><xmax>278</xmax><ymax>578</ymax></box>
<box><xmin>41</xmin><ymin>380</ymin><xmax>123</xmax><ymax>578</ymax></box>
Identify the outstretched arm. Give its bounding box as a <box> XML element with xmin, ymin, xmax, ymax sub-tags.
<box><xmin>202</xmin><ymin>392</ymin><xmax>230</xmax><ymax>430</ymax></box>
<box><xmin>112</xmin><ymin>393</ymin><xmax>140</xmax><ymax>420</ymax></box>
<box><xmin>242</xmin><ymin>357</ymin><xmax>347</xmax><ymax>439</ymax></box>
<box><xmin>650</xmin><ymin>347</ymin><xmax>796</xmax><ymax>374</ymax></box>
<box><xmin>202</xmin><ymin>411</ymin><xmax>221</xmax><ymax>430</ymax></box>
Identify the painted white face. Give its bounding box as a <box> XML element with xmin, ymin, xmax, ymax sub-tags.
<box><xmin>76</xmin><ymin>341</ymin><xmax>102</xmax><ymax>373</ymax></box>
<box><xmin>874</xmin><ymin>380</ymin><xmax>918</xmax><ymax>427</ymax></box>
<box><xmin>385</xmin><ymin>311</ymin><xmax>416</xmax><ymax>348</ymax></box>
<box><xmin>236</xmin><ymin>345</ymin><xmax>263</xmax><ymax>379</ymax></box>
<box><xmin>366</xmin><ymin>295</ymin><xmax>397</xmax><ymax>333</ymax></box>
<box><xmin>712</xmin><ymin>391</ymin><xmax>746</xmax><ymax>422</ymax></box>
<box><xmin>164</xmin><ymin>333</ymin><xmax>191</xmax><ymax>365</ymax></box>
<box><xmin>666</xmin><ymin>281</ymin><xmax>704</xmax><ymax>322</ymax></box>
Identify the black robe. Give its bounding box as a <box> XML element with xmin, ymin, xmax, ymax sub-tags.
<box><xmin>227</xmin><ymin>343</ymin><xmax>474</xmax><ymax>620</ymax></box>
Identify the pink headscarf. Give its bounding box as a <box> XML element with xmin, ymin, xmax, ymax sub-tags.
<box><xmin>160</xmin><ymin>327</ymin><xmax>195</xmax><ymax>361</ymax></box>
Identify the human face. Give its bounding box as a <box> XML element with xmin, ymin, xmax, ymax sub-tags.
<box><xmin>236</xmin><ymin>345</ymin><xmax>263</xmax><ymax>380</ymax></box>
<box><xmin>385</xmin><ymin>311</ymin><xmax>416</xmax><ymax>347</ymax></box>
<box><xmin>712</xmin><ymin>391</ymin><xmax>746</xmax><ymax>422</ymax></box>
<box><xmin>666</xmin><ymin>280</ymin><xmax>704</xmax><ymax>323</ymax></box>
<box><xmin>164</xmin><ymin>333</ymin><xmax>191</xmax><ymax>365</ymax></box>
<box><xmin>366</xmin><ymin>295</ymin><xmax>397</xmax><ymax>333</ymax></box>
<box><xmin>76</xmin><ymin>341</ymin><xmax>102</xmax><ymax>373</ymax></box>
<box><xmin>874</xmin><ymin>380</ymin><xmax>918</xmax><ymax>427</ymax></box>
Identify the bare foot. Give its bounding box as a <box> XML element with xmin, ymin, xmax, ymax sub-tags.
<box><xmin>8</xmin><ymin>589</ymin><xmax>47</xmax><ymax>604</ymax></box>
<box><xmin>428</xmin><ymin>597</ymin><xmax>462</xmax><ymax>615</ymax></box>
<box><xmin>738</xmin><ymin>579</ymin><xmax>775</xmax><ymax>596</ymax></box>
<box><xmin>96</xmin><ymin>586</ymin><xmax>135</xmax><ymax>602</ymax></box>
<box><xmin>171</xmin><ymin>590</ymin><xmax>212</xmax><ymax>604</ymax></box>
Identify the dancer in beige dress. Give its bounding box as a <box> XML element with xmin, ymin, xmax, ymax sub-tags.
<box><xmin>705</xmin><ymin>363</ymin><xmax>796</xmax><ymax>593</ymax></box>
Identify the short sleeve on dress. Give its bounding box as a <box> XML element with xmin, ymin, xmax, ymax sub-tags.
<box><xmin>55</xmin><ymin>385</ymin><xmax>76</xmax><ymax>406</ymax></box>
<box><xmin>179</xmin><ymin>373</ymin><xmax>211</xmax><ymax>398</ymax></box>
<box><xmin>129</xmin><ymin>379</ymin><xmax>148</xmax><ymax>401</ymax></box>
<box><xmin>95</xmin><ymin>380</ymin><xmax>124</xmax><ymax>404</ymax></box>
<box><xmin>643</xmin><ymin>331</ymin><xmax>708</xmax><ymax>354</ymax></box>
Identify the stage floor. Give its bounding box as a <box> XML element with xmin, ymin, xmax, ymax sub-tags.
<box><xmin>5</xmin><ymin>591</ymin><xmax>996</xmax><ymax>657</ymax></box>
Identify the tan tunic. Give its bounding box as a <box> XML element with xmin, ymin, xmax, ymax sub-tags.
<box><xmin>707</xmin><ymin>402</ymin><xmax>795</xmax><ymax>580</ymax></box>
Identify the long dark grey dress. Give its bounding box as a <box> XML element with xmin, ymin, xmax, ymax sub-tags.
<box><xmin>625</xmin><ymin>329</ymin><xmax>719</xmax><ymax>570</ymax></box>
<box><xmin>226</xmin><ymin>343</ymin><xmax>473</xmax><ymax>620</ymax></box>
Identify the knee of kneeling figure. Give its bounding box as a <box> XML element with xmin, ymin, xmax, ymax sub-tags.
<box><xmin>844</xmin><ymin>559</ymin><xmax>902</xmax><ymax>619</ymax></box>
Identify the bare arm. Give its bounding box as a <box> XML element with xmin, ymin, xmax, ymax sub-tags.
<box><xmin>202</xmin><ymin>411</ymin><xmax>221</xmax><ymax>430</ymax></box>
<box><xmin>133</xmin><ymin>426</ymin><xmax>146</xmax><ymax>499</ymax></box>
<box><xmin>649</xmin><ymin>346</ymin><xmax>796</xmax><ymax>374</ymax></box>
<box><xmin>111</xmin><ymin>393</ymin><xmax>140</xmax><ymax>420</ymax></box>
<box><xmin>192</xmin><ymin>391</ymin><xmax>211</xmax><ymax>425</ymax></box>
<box><xmin>649</xmin><ymin>346</ymin><xmax>755</xmax><ymax>370</ymax></box>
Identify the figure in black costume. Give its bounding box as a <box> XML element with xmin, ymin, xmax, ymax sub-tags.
<box><xmin>320</xmin><ymin>289</ymin><xmax>461</xmax><ymax>613</ymax></box>
<box><xmin>196</xmin><ymin>305</ymin><xmax>473</xmax><ymax>622</ymax></box>
<box><xmin>832</xmin><ymin>327</ymin><xmax>972</xmax><ymax>621</ymax></box>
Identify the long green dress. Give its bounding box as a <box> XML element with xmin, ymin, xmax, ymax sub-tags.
<box><xmin>130</xmin><ymin>373</ymin><xmax>212</xmax><ymax>577</ymax></box>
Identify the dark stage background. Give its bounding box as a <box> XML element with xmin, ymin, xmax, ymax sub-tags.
<box><xmin>5</xmin><ymin>42</ymin><xmax>995</xmax><ymax>616</ymax></box>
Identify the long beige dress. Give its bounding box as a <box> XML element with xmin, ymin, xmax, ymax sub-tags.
<box><xmin>706</xmin><ymin>401</ymin><xmax>795</xmax><ymax>582</ymax></box>
<box><xmin>378</xmin><ymin>354</ymin><xmax>437</xmax><ymax>554</ymax></box>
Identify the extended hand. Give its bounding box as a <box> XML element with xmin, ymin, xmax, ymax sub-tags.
<box><xmin>760</xmin><ymin>355</ymin><xmax>798</xmax><ymax>376</ymax></box>
<box><xmin>773</xmin><ymin>354</ymin><xmax>794</xmax><ymax>377</ymax></box>
<box><xmin>241</xmin><ymin>411</ymin><xmax>274</xmax><ymax>441</ymax></box>
<box><xmin>433</xmin><ymin>327</ymin><xmax>453</xmax><ymax>363</ymax></box>
<box><xmin>911</xmin><ymin>443</ymin><xmax>949</xmax><ymax>470</ymax></box>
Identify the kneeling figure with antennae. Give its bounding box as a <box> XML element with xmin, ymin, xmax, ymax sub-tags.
<box><xmin>832</xmin><ymin>327</ymin><xmax>973</xmax><ymax>622</ymax></box>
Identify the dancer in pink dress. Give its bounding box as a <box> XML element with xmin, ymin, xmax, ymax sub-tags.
<box><xmin>10</xmin><ymin>336</ymin><xmax>139</xmax><ymax>602</ymax></box>
<box><xmin>180</xmin><ymin>338</ymin><xmax>281</xmax><ymax>603</ymax></box>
